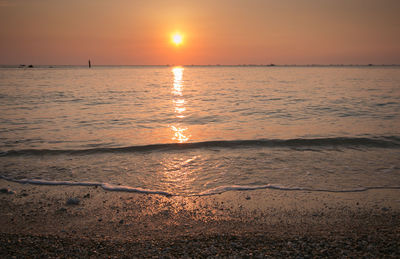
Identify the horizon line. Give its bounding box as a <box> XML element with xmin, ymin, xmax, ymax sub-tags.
<box><xmin>1</xmin><ymin>64</ymin><xmax>400</xmax><ymax>67</ymax></box>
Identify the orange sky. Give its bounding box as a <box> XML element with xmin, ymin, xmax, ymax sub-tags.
<box><xmin>1</xmin><ymin>0</ymin><xmax>399</xmax><ymax>65</ymax></box>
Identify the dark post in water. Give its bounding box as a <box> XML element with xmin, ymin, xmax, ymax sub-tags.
<box><xmin>88</xmin><ymin>59</ymin><xmax>91</xmax><ymax>68</ymax></box>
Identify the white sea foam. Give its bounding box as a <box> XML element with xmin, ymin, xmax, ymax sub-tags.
<box><xmin>101</xmin><ymin>183</ymin><xmax>173</xmax><ymax>196</ymax></box>
<box><xmin>197</xmin><ymin>184</ymin><xmax>304</xmax><ymax>196</ymax></box>
<box><xmin>197</xmin><ymin>184</ymin><xmax>400</xmax><ymax>196</ymax></box>
<box><xmin>0</xmin><ymin>176</ymin><xmax>174</xmax><ymax>196</ymax></box>
<box><xmin>1</xmin><ymin>176</ymin><xmax>399</xmax><ymax>197</ymax></box>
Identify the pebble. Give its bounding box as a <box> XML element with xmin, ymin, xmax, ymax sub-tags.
<box><xmin>0</xmin><ymin>188</ymin><xmax>15</xmax><ymax>194</ymax></box>
<box><xmin>66</xmin><ymin>197</ymin><xmax>80</xmax><ymax>205</ymax></box>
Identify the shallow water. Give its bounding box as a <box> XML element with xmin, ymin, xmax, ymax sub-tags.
<box><xmin>1</xmin><ymin>66</ymin><xmax>400</xmax><ymax>195</ymax></box>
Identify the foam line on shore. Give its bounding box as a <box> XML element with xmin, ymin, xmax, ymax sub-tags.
<box><xmin>0</xmin><ymin>176</ymin><xmax>174</xmax><ymax>197</ymax></box>
<box><xmin>196</xmin><ymin>185</ymin><xmax>400</xmax><ymax>196</ymax></box>
<box><xmin>1</xmin><ymin>176</ymin><xmax>400</xmax><ymax>197</ymax></box>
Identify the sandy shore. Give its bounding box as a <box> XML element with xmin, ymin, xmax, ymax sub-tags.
<box><xmin>1</xmin><ymin>179</ymin><xmax>399</xmax><ymax>257</ymax></box>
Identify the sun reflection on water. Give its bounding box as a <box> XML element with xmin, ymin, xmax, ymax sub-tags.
<box><xmin>172</xmin><ymin>67</ymin><xmax>184</xmax><ymax>96</ymax></box>
<box><xmin>171</xmin><ymin>125</ymin><xmax>190</xmax><ymax>143</ymax></box>
<box><xmin>171</xmin><ymin>66</ymin><xmax>190</xmax><ymax>143</ymax></box>
<box><xmin>160</xmin><ymin>155</ymin><xmax>200</xmax><ymax>196</ymax></box>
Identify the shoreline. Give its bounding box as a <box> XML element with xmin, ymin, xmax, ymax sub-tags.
<box><xmin>3</xmin><ymin>175</ymin><xmax>400</xmax><ymax>198</ymax></box>
<box><xmin>1</xmin><ymin>179</ymin><xmax>399</xmax><ymax>257</ymax></box>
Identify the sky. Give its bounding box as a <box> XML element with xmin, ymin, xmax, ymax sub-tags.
<box><xmin>0</xmin><ymin>0</ymin><xmax>399</xmax><ymax>65</ymax></box>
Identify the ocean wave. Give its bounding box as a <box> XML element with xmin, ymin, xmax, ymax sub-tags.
<box><xmin>1</xmin><ymin>136</ymin><xmax>399</xmax><ymax>157</ymax></box>
<box><xmin>1</xmin><ymin>176</ymin><xmax>400</xmax><ymax>197</ymax></box>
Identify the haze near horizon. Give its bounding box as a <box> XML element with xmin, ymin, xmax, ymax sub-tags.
<box><xmin>0</xmin><ymin>0</ymin><xmax>399</xmax><ymax>65</ymax></box>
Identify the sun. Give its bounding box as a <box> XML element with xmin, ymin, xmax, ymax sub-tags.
<box><xmin>172</xmin><ymin>32</ymin><xmax>183</xmax><ymax>46</ymax></box>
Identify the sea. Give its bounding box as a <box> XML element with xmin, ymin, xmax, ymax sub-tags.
<box><xmin>0</xmin><ymin>65</ymin><xmax>399</xmax><ymax>196</ymax></box>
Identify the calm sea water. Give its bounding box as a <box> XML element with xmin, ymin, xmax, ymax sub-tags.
<box><xmin>1</xmin><ymin>66</ymin><xmax>399</xmax><ymax>195</ymax></box>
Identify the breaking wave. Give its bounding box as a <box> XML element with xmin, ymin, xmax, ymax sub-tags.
<box><xmin>1</xmin><ymin>136</ymin><xmax>399</xmax><ymax>157</ymax></box>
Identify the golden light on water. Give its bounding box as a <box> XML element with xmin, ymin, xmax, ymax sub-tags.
<box><xmin>171</xmin><ymin>66</ymin><xmax>190</xmax><ymax>143</ymax></box>
<box><xmin>171</xmin><ymin>125</ymin><xmax>190</xmax><ymax>143</ymax></box>
<box><xmin>172</xmin><ymin>67</ymin><xmax>184</xmax><ymax>95</ymax></box>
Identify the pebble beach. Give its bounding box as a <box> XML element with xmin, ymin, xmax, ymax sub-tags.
<box><xmin>2</xmin><ymin>0</ymin><xmax>400</xmax><ymax>257</ymax></box>
<box><xmin>1</xmin><ymin>179</ymin><xmax>399</xmax><ymax>258</ymax></box>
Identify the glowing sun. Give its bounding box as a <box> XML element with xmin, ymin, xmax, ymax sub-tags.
<box><xmin>172</xmin><ymin>33</ymin><xmax>183</xmax><ymax>46</ymax></box>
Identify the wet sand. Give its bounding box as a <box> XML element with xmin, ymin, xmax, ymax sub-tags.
<box><xmin>1</xmin><ymin>179</ymin><xmax>399</xmax><ymax>257</ymax></box>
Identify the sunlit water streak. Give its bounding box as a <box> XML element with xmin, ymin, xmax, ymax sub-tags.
<box><xmin>0</xmin><ymin>66</ymin><xmax>399</xmax><ymax>195</ymax></box>
<box><xmin>171</xmin><ymin>67</ymin><xmax>190</xmax><ymax>143</ymax></box>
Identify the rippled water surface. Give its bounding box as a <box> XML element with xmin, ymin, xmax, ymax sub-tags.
<box><xmin>1</xmin><ymin>66</ymin><xmax>399</xmax><ymax>195</ymax></box>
